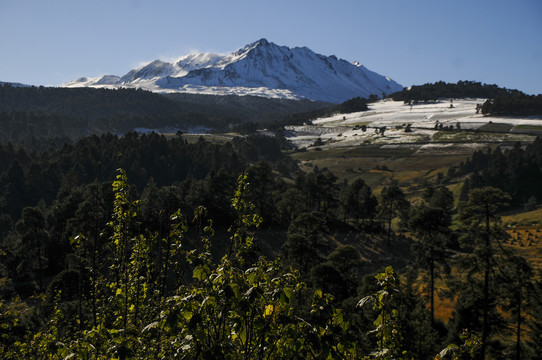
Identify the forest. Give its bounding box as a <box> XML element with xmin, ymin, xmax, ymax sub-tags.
<box><xmin>388</xmin><ymin>80</ymin><xmax>542</xmax><ymax>117</ymax></box>
<box><xmin>0</xmin><ymin>123</ymin><xmax>541</xmax><ymax>359</ymax></box>
<box><xmin>481</xmin><ymin>94</ymin><xmax>542</xmax><ymax>117</ymax></box>
<box><xmin>0</xmin><ymin>84</ymin><xmax>332</xmax><ymax>143</ymax></box>
<box><xmin>388</xmin><ymin>81</ymin><xmax>524</xmax><ymax>103</ymax></box>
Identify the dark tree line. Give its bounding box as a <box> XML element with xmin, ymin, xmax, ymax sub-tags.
<box><xmin>389</xmin><ymin>80</ymin><xmax>525</xmax><ymax>103</ymax></box>
<box><xmin>482</xmin><ymin>94</ymin><xmax>542</xmax><ymax>116</ymax></box>
<box><xmin>0</xmin><ymin>132</ymin><xmax>290</xmax><ymax>220</ymax></box>
<box><xmin>457</xmin><ymin>137</ymin><xmax>542</xmax><ymax>206</ymax></box>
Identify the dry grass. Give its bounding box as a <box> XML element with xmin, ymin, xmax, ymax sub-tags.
<box><xmin>504</xmin><ymin>226</ymin><xmax>542</xmax><ymax>271</ymax></box>
<box><xmin>502</xmin><ymin>207</ymin><xmax>542</xmax><ymax>227</ymax></box>
<box><xmin>294</xmin><ymin>150</ymin><xmax>471</xmax><ymax>196</ymax></box>
<box><xmin>434</xmin><ymin>292</ymin><xmax>455</xmax><ymax>323</ymax></box>
<box><xmin>406</xmin><ymin>270</ymin><xmax>456</xmax><ymax>324</ymax></box>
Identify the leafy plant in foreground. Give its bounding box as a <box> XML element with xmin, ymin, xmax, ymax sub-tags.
<box><xmin>2</xmin><ymin>170</ymin><xmax>357</xmax><ymax>359</ymax></box>
<box><xmin>358</xmin><ymin>266</ymin><xmax>412</xmax><ymax>360</ymax></box>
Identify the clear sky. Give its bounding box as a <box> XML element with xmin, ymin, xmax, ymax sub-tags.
<box><xmin>1</xmin><ymin>0</ymin><xmax>541</xmax><ymax>94</ymax></box>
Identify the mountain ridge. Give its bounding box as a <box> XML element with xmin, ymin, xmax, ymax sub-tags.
<box><xmin>64</xmin><ymin>39</ymin><xmax>402</xmax><ymax>103</ymax></box>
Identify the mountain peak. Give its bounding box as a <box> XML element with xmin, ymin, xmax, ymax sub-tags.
<box><xmin>234</xmin><ymin>38</ymin><xmax>274</xmax><ymax>57</ymax></box>
<box><xmin>256</xmin><ymin>38</ymin><xmax>269</xmax><ymax>46</ymax></box>
<box><xmin>244</xmin><ymin>38</ymin><xmax>271</xmax><ymax>49</ymax></box>
<box><xmin>64</xmin><ymin>39</ymin><xmax>402</xmax><ymax>103</ymax></box>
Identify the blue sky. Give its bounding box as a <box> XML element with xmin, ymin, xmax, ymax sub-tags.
<box><xmin>1</xmin><ymin>0</ymin><xmax>541</xmax><ymax>94</ymax></box>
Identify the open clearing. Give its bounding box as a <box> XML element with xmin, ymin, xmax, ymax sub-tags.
<box><xmin>287</xmin><ymin>99</ymin><xmax>539</xmax><ymax>189</ymax></box>
<box><xmin>285</xmin><ymin>99</ymin><xmax>540</xmax><ymax>149</ymax></box>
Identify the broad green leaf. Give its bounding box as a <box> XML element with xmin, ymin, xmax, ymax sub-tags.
<box><xmin>193</xmin><ymin>266</ymin><xmax>207</xmax><ymax>281</ymax></box>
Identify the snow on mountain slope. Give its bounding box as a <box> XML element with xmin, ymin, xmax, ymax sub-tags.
<box><xmin>64</xmin><ymin>39</ymin><xmax>402</xmax><ymax>103</ymax></box>
<box><xmin>64</xmin><ymin>75</ymin><xmax>121</xmax><ymax>87</ymax></box>
<box><xmin>175</xmin><ymin>53</ymin><xmax>224</xmax><ymax>73</ymax></box>
<box><xmin>0</xmin><ymin>81</ymin><xmax>32</xmax><ymax>87</ymax></box>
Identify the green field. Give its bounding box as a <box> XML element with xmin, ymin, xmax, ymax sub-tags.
<box><xmin>432</xmin><ymin>129</ymin><xmax>535</xmax><ymax>142</ymax></box>
<box><xmin>478</xmin><ymin>122</ymin><xmax>514</xmax><ymax>132</ymax></box>
<box><xmin>291</xmin><ymin>144</ymin><xmax>418</xmax><ymax>160</ymax></box>
<box><xmin>513</xmin><ymin>124</ymin><xmax>542</xmax><ymax>130</ymax></box>
<box><xmin>291</xmin><ymin>143</ymin><xmax>473</xmax><ymax>191</ymax></box>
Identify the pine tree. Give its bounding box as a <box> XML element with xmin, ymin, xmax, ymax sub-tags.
<box><xmin>409</xmin><ymin>203</ymin><xmax>451</xmax><ymax>325</ymax></box>
<box><xmin>341</xmin><ymin>178</ymin><xmax>378</xmax><ymax>227</ymax></box>
<box><xmin>457</xmin><ymin>186</ymin><xmax>511</xmax><ymax>359</ymax></box>
<box><xmin>379</xmin><ymin>185</ymin><xmax>409</xmax><ymax>246</ymax></box>
<box><xmin>16</xmin><ymin>206</ymin><xmax>48</xmax><ymax>291</ymax></box>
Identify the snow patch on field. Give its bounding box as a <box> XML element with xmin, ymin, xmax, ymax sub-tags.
<box><xmin>287</xmin><ymin>99</ymin><xmax>541</xmax><ymax>149</ymax></box>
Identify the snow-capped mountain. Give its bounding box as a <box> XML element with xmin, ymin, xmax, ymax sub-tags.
<box><xmin>64</xmin><ymin>39</ymin><xmax>402</xmax><ymax>103</ymax></box>
<box><xmin>0</xmin><ymin>81</ymin><xmax>31</xmax><ymax>88</ymax></box>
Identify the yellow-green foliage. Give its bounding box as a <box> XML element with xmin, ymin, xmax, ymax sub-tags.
<box><xmin>2</xmin><ymin>170</ymin><xmax>357</xmax><ymax>359</ymax></box>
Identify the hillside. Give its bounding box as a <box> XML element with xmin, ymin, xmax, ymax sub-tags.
<box><xmin>0</xmin><ymin>84</ymin><xmax>332</xmax><ymax>142</ymax></box>
<box><xmin>0</xmin><ymin>85</ymin><xmax>182</xmax><ymax>119</ymax></box>
<box><xmin>285</xmin><ymin>98</ymin><xmax>542</xmax><ymax>149</ymax></box>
